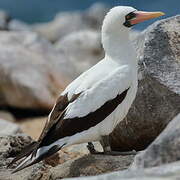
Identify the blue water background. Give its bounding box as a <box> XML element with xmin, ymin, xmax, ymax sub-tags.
<box><xmin>0</xmin><ymin>0</ymin><xmax>179</xmax><ymax>29</ymax></box>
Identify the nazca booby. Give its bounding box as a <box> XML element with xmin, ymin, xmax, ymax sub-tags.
<box><xmin>8</xmin><ymin>6</ymin><xmax>164</xmax><ymax>173</ymax></box>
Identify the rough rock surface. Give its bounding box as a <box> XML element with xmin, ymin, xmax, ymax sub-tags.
<box><xmin>48</xmin><ymin>142</ymin><xmax>134</xmax><ymax>179</ymax></box>
<box><xmin>55</xmin><ymin>30</ymin><xmax>104</xmax><ymax>74</ymax></box>
<box><xmin>132</xmin><ymin>113</ymin><xmax>180</xmax><ymax>169</ymax></box>
<box><xmin>66</xmin><ymin>161</ymin><xmax>180</xmax><ymax>180</ymax></box>
<box><xmin>0</xmin><ymin>134</ymin><xmax>134</xmax><ymax>180</ymax></box>
<box><xmin>0</xmin><ymin>134</ymin><xmax>50</xmax><ymax>180</ymax></box>
<box><xmin>56</xmin><ymin>142</ymin><xmax>103</xmax><ymax>166</ymax></box>
<box><xmin>0</xmin><ymin>31</ymin><xmax>72</xmax><ymax>110</ymax></box>
<box><xmin>33</xmin><ymin>3</ymin><xmax>108</xmax><ymax>42</ymax></box>
<box><xmin>8</xmin><ymin>19</ymin><xmax>32</xmax><ymax>31</ymax></box>
<box><xmin>110</xmin><ymin>15</ymin><xmax>180</xmax><ymax>151</ymax></box>
<box><xmin>0</xmin><ymin>119</ymin><xmax>21</xmax><ymax>135</ymax></box>
<box><xmin>0</xmin><ymin>135</ymin><xmax>32</xmax><ymax>168</ymax></box>
<box><xmin>2</xmin><ymin>132</ymin><xmax>180</xmax><ymax>180</ymax></box>
<box><xmin>50</xmin><ymin>154</ymin><xmax>134</xmax><ymax>179</ymax></box>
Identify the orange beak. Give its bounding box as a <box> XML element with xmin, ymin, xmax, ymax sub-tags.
<box><xmin>130</xmin><ymin>11</ymin><xmax>165</xmax><ymax>25</ymax></box>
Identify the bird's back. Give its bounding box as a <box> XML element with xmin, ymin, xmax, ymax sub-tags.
<box><xmin>62</xmin><ymin>58</ymin><xmax>120</xmax><ymax>99</ymax></box>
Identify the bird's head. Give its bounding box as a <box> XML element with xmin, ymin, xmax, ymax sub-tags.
<box><xmin>102</xmin><ymin>6</ymin><xmax>165</xmax><ymax>34</ymax></box>
<box><xmin>101</xmin><ymin>6</ymin><xmax>165</xmax><ymax>59</ymax></box>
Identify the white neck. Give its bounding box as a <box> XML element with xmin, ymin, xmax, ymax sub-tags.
<box><xmin>101</xmin><ymin>27</ymin><xmax>137</xmax><ymax>67</ymax></box>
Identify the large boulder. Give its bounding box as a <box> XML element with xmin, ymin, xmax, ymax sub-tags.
<box><xmin>50</xmin><ymin>154</ymin><xmax>134</xmax><ymax>179</ymax></box>
<box><xmin>49</xmin><ymin>142</ymin><xmax>134</xmax><ymax>179</ymax></box>
<box><xmin>110</xmin><ymin>15</ymin><xmax>180</xmax><ymax>151</ymax></box>
<box><xmin>19</xmin><ymin>116</ymin><xmax>46</xmax><ymax>139</ymax></box>
<box><xmin>0</xmin><ymin>31</ymin><xmax>75</xmax><ymax>110</ymax></box>
<box><xmin>33</xmin><ymin>3</ymin><xmax>108</xmax><ymax>42</ymax></box>
<box><xmin>132</xmin><ymin>113</ymin><xmax>180</xmax><ymax>168</ymax></box>
<box><xmin>0</xmin><ymin>10</ymin><xmax>11</xmax><ymax>30</ymax></box>
<box><xmin>8</xmin><ymin>19</ymin><xmax>32</xmax><ymax>32</ymax></box>
<box><xmin>0</xmin><ymin>119</ymin><xmax>21</xmax><ymax>135</ymax></box>
<box><xmin>33</xmin><ymin>12</ymin><xmax>84</xmax><ymax>43</ymax></box>
<box><xmin>55</xmin><ymin>30</ymin><xmax>104</xmax><ymax>75</ymax></box>
<box><xmin>0</xmin><ymin>110</ymin><xmax>15</xmax><ymax>122</ymax></box>
<box><xmin>66</xmin><ymin>161</ymin><xmax>180</xmax><ymax>180</ymax></box>
<box><xmin>82</xmin><ymin>3</ymin><xmax>109</xmax><ymax>30</ymax></box>
<box><xmin>0</xmin><ymin>10</ymin><xmax>32</xmax><ymax>32</ymax></box>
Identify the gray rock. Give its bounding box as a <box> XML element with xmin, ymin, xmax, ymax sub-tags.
<box><xmin>110</xmin><ymin>15</ymin><xmax>180</xmax><ymax>151</ymax></box>
<box><xmin>0</xmin><ymin>134</ymin><xmax>32</xmax><ymax>170</ymax></box>
<box><xmin>33</xmin><ymin>12</ymin><xmax>84</xmax><ymax>43</ymax></box>
<box><xmin>0</xmin><ymin>10</ymin><xmax>11</xmax><ymax>30</ymax></box>
<box><xmin>50</xmin><ymin>154</ymin><xmax>134</xmax><ymax>179</ymax></box>
<box><xmin>8</xmin><ymin>19</ymin><xmax>32</xmax><ymax>31</ymax></box>
<box><xmin>82</xmin><ymin>3</ymin><xmax>109</xmax><ymax>30</ymax></box>
<box><xmin>0</xmin><ymin>110</ymin><xmax>15</xmax><ymax>122</ymax></box>
<box><xmin>65</xmin><ymin>161</ymin><xmax>180</xmax><ymax>180</ymax></box>
<box><xmin>0</xmin><ymin>119</ymin><xmax>21</xmax><ymax>135</ymax></box>
<box><xmin>0</xmin><ymin>31</ymin><xmax>73</xmax><ymax>110</ymax></box>
<box><xmin>132</xmin><ymin>113</ymin><xmax>180</xmax><ymax>169</ymax></box>
<box><xmin>33</xmin><ymin>3</ymin><xmax>108</xmax><ymax>42</ymax></box>
<box><xmin>56</xmin><ymin>142</ymin><xmax>103</xmax><ymax>166</ymax></box>
<box><xmin>55</xmin><ymin>30</ymin><xmax>104</xmax><ymax>74</ymax></box>
<box><xmin>0</xmin><ymin>134</ymin><xmax>50</xmax><ymax>180</ymax></box>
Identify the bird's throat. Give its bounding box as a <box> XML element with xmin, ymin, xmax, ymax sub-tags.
<box><xmin>102</xmin><ymin>30</ymin><xmax>136</xmax><ymax>66</ymax></box>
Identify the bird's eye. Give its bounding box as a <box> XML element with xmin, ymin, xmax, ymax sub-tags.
<box><xmin>123</xmin><ymin>11</ymin><xmax>136</xmax><ymax>27</ymax></box>
<box><xmin>125</xmin><ymin>12</ymin><xmax>136</xmax><ymax>20</ymax></box>
<box><xmin>126</xmin><ymin>15</ymin><xmax>131</xmax><ymax>20</ymax></box>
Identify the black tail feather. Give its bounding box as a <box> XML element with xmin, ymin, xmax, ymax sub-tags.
<box><xmin>7</xmin><ymin>141</ymin><xmax>38</xmax><ymax>168</ymax></box>
<box><xmin>9</xmin><ymin>143</ymin><xmax>66</xmax><ymax>174</ymax></box>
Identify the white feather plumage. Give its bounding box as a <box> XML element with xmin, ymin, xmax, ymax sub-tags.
<box><xmin>55</xmin><ymin>6</ymin><xmax>138</xmax><ymax>145</ymax></box>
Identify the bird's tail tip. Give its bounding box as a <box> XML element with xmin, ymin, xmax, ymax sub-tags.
<box><xmin>8</xmin><ymin>149</ymin><xmax>40</xmax><ymax>174</ymax></box>
<box><xmin>11</xmin><ymin>155</ymin><xmax>34</xmax><ymax>174</ymax></box>
<box><xmin>8</xmin><ymin>144</ymin><xmax>64</xmax><ymax>174</ymax></box>
<box><xmin>7</xmin><ymin>141</ymin><xmax>38</xmax><ymax>173</ymax></box>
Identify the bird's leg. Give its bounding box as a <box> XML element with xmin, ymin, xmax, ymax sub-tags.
<box><xmin>100</xmin><ymin>135</ymin><xmax>111</xmax><ymax>153</ymax></box>
<box><xmin>86</xmin><ymin>136</ymin><xmax>112</xmax><ymax>155</ymax></box>
<box><xmin>87</xmin><ymin>142</ymin><xmax>99</xmax><ymax>154</ymax></box>
<box><xmin>87</xmin><ymin>136</ymin><xmax>137</xmax><ymax>155</ymax></box>
<box><xmin>100</xmin><ymin>135</ymin><xmax>137</xmax><ymax>156</ymax></box>
<box><xmin>87</xmin><ymin>142</ymin><xmax>105</xmax><ymax>155</ymax></box>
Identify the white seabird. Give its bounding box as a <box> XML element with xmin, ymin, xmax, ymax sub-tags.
<box><xmin>9</xmin><ymin>6</ymin><xmax>164</xmax><ymax>173</ymax></box>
